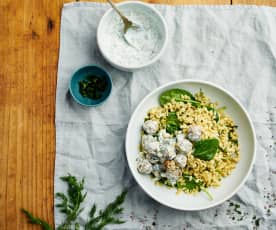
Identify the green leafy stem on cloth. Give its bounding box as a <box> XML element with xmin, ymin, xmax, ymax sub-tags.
<box><xmin>22</xmin><ymin>174</ymin><xmax>127</xmax><ymax>230</ymax></box>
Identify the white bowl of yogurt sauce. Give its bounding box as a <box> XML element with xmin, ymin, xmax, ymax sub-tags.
<box><xmin>97</xmin><ymin>1</ymin><xmax>168</xmax><ymax>72</ymax></box>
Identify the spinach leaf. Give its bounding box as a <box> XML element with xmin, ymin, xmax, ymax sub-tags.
<box><xmin>175</xmin><ymin>98</ymin><xmax>201</xmax><ymax>107</ymax></box>
<box><xmin>166</xmin><ymin>112</ymin><xmax>180</xmax><ymax>134</ymax></box>
<box><xmin>159</xmin><ymin>89</ymin><xmax>196</xmax><ymax>106</ymax></box>
<box><xmin>193</xmin><ymin>138</ymin><xmax>219</xmax><ymax>161</ymax></box>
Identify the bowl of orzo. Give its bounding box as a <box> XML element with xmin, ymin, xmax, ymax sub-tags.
<box><xmin>125</xmin><ymin>80</ymin><xmax>256</xmax><ymax>210</ymax></box>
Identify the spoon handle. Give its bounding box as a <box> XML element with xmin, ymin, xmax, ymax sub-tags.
<box><xmin>106</xmin><ymin>0</ymin><xmax>128</xmax><ymax>22</ymax></box>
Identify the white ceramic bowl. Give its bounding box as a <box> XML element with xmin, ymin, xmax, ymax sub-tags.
<box><xmin>125</xmin><ymin>80</ymin><xmax>256</xmax><ymax>211</ymax></box>
<box><xmin>97</xmin><ymin>1</ymin><xmax>168</xmax><ymax>72</ymax></box>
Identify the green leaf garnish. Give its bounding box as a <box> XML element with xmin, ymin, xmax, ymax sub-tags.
<box><xmin>166</xmin><ymin>112</ymin><xmax>181</xmax><ymax>134</ymax></box>
<box><xmin>193</xmin><ymin>138</ymin><xmax>219</xmax><ymax>161</ymax></box>
<box><xmin>179</xmin><ymin>174</ymin><xmax>203</xmax><ymax>191</ymax></box>
<box><xmin>159</xmin><ymin>88</ymin><xmax>197</xmax><ymax>106</ymax></box>
<box><xmin>177</xmin><ymin>174</ymin><xmax>213</xmax><ymax>200</ymax></box>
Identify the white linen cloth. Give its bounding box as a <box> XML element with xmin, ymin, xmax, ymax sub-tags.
<box><xmin>55</xmin><ymin>2</ymin><xmax>276</xmax><ymax>229</ymax></box>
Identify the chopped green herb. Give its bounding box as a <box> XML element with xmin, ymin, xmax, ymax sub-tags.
<box><xmin>177</xmin><ymin>174</ymin><xmax>213</xmax><ymax>200</ymax></box>
<box><xmin>79</xmin><ymin>75</ymin><xmax>107</xmax><ymax>100</ymax></box>
<box><xmin>255</xmin><ymin>217</ymin><xmax>262</xmax><ymax>227</ymax></box>
<box><xmin>233</xmin><ymin>204</ymin><xmax>242</xmax><ymax>215</ymax></box>
<box><xmin>218</xmin><ymin>146</ymin><xmax>227</xmax><ymax>153</ymax></box>
<box><xmin>267</xmin><ymin>208</ymin><xmax>271</xmax><ymax>215</ymax></box>
<box><xmin>158</xmin><ymin>177</ymin><xmax>168</xmax><ymax>184</ymax></box>
<box><xmin>230</xmin><ymin>139</ymin><xmax>239</xmax><ymax>145</ymax></box>
<box><xmin>227</xmin><ymin>201</ymin><xmax>249</xmax><ymax>223</ymax></box>
<box><xmin>177</xmin><ymin>174</ymin><xmax>203</xmax><ymax>191</ymax></box>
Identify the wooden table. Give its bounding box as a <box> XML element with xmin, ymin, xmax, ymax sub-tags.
<box><xmin>0</xmin><ymin>0</ymin><xmax>275</xmax><ymax>229</ymax></box>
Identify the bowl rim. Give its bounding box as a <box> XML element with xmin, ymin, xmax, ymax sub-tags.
<box><xmin>69</xmin><ymin>65</ymin><xmax>113</xmax><ymax>107</ymax></box>
<box><xmin>125</xmin><ymin>79</ymin><xmax>256</xmax><ymax>211</ymax></box>
<box><xmin>97</xmin><ymin>1</ymin><xmax>169</xmax><ymax>71</ymax></box>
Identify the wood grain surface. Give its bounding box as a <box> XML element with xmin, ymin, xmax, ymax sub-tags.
<box><xmin>0</xmin><ymin>0</ymin><xmax>274</xmax><ymax>229</ymax></box>
<box><xmin>233</xmin><ymin>0</ymin><xmax>276</xmax><ymax>6</ymax></box>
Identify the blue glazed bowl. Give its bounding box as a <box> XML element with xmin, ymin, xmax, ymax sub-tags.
<box><xmin>69</xmin><ymin>65</ymin><xmax>112</xmax><ymax>107</ymax></box>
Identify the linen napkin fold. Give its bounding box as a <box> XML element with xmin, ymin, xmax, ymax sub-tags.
<box><xmin>56</xmin><ymin>3</ymin><xmax>276</xmax><ymax>229</ymax></box>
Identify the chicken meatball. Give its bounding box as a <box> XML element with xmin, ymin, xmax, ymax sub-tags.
<box><xmin>163</xmin><ymin>160</ymin><xmax>176</xmax><ymax>171</ymax></box>
<box><xmin>175</xmin><ymin>154</ymin><xmax>187</xmax><ymax>168</ymax></box>
<box><xmin>187</xmin><ymin>125</ymin><xmax>202</xmax><ymax>142</ymax></box>
<box><xmin>176</xmin><ymin>137</ymin><xmax>192</xmax><ymax>154</ymax></box>
<box><xmin>137</xmin><ymin>158</ymin><xmax>152</xmax><ymax>174</ymax></box>
<box><xmin>160</xmin><ymin>143</ymin><xmax>176</xmax><ymax>160</ymax></box>
<box><xmin>143</xmin><ymin>120</ymin><xmax>159</xmax><ymax>135</ymax></box>
<box><xmin>158</xmin><ymin>129</ymin><xmax>172</xmax><ymax>144</ymax></box>
<box><xmin>142</xmin><ymin>135</ymin><xmax>160</xmax><ymax>154</ymax></box>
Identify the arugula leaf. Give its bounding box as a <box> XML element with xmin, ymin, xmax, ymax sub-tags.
<box><xmin>166</xmin><ymin>112</ymin><xmax>180</xmax><ymax>134</ymax></box>
<box><xmin>193</xmin><ymin>138</ymin><xmax>219</xmax><ymax>161</ymax></box>
<box><xmin>159</xmin><ymin>89</ymin><xmax>197</xmax><ymax>106</ymax></box>
<box><xmin>21</xmin><ymin>209</ymin><xmax>53</xmax><ymax>230</ymax></box>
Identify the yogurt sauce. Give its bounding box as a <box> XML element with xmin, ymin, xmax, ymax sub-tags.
<box><xmin>101</xmin><ymin>7</ymin><xmax>163</xmax><ymax>67</ymax></box>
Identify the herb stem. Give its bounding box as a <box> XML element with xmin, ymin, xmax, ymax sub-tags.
<box><xmin>22</xmin><ymin>174</ymin><xmax>127</xmax><ymax>230</ymax></box>
<box><xmin>21</xmin><ymin>209</ymin><xmax>53</xmax><ymax>230</ymax></box>
<box><xmin>200</xmin><ymin>187</ymin><xmax>213</xmax><ymax>201</ymax></box>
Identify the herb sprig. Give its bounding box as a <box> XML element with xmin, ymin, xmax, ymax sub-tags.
<box><xmin>21</xmin><ymin>209</ymin><xmax>53</xmax><ymax>230</ymax></box>
<box><xmin>56</xmin><ymin>175</ymin><xmax>87</xmax><ymax>230</ymax></box>
<box><xmin>22</xmin><ymin>174</ymin><xmax>127</xmax><ymax>230</ymax></box>
<box><xmin>177</xmin><ymin>174</ymin><xmax>213</xmax><ymax>200</ymax></box>
<box><xmin>85</xmin><ymin>190</ymin><xmax>127</xmax><ymax>230</ymax></box>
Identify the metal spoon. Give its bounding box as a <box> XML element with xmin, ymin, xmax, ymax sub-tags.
<box><xmin>106</xmin><ymin>0</ymin><xmax>143</xmax><ymax>49</ymax></box>
<box><xmin>106</xmin><ymin>0</ymin><xmax>140</xmax><ymax>34</ymax></box>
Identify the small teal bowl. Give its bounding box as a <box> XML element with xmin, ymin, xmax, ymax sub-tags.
<box><xmin>69</xmin><ymin>65</ymin><xmax>112</xmax><ymax>107</ymax></box>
